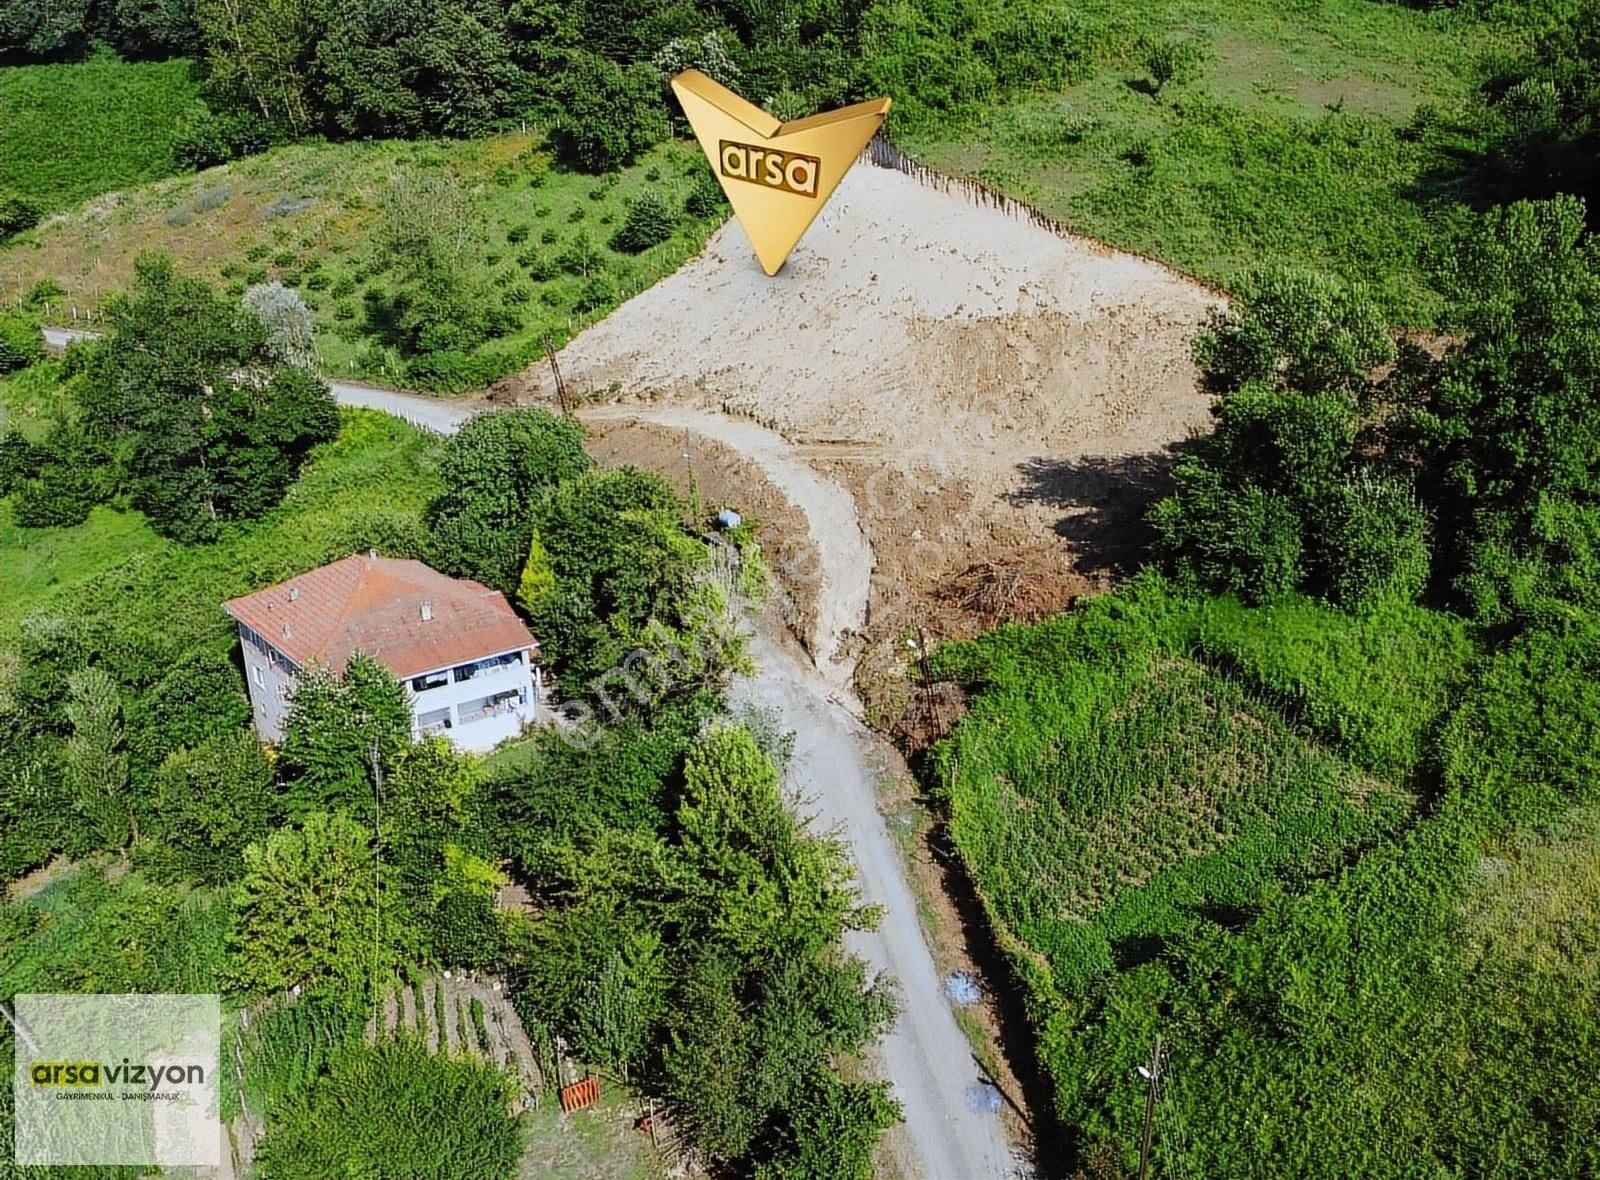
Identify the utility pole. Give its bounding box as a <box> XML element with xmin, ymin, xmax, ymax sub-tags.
<box><xmin>683</xmin><ymin>429</ymin><xmax>701</xmax><ymax>526</ymax></box>
<box><xmin>1137</xmin><ymin>1034</ymin><xmax>1165</xmax><ymax>1180</ymax></box>
<box><xmin>542</xmin><ymin>333</ymin><xmax>569</xmax><ymax>416</ymax></box>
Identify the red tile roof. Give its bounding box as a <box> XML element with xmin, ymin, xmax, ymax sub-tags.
<box><xmin>223</xmin><ymin>555</ymin><xmax>536</xmax><ymax>679</ymax></box>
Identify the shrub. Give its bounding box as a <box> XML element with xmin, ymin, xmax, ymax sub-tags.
<box><xmin>506</xmin><ymin>223</ymin><xmax>529</xmax><ymax>244</ymax></box>
<box><xmin>174</xmin><ymin>110</ymin><xmax>273</xmax><ymax>170</ymax></box>
<box><xmin>1317</xmin><ymin>473</ymin><xmax>1431</xmax><ymax>609</ymax></box>
<box><xmin>13</xmin><ymin>423</ymin><xmax>117</xmax><ymax>528</ymax></box>
<box><xmin>686</xmin><ymin>163</ymin><xmax>728</xmax><ymax>219</ymax></box>
<box><xmin>253</xmin><ymin>1039</ymin><xmax>518</xmax><ymax>1180</ymax></box>
<box><xmin>1144</xmin><ymin>37</ymin><xmax>1210</xmax><ymax>97</ymax></box>
<box><xmin>1150</xmin><ymin>462</ymin><xmax>1306</xmax><ymax>601</ymax></box>
<box><xmin>0</xmin><ymin>313</ymin><xmax>44</xmax><ymax>372</ymax></box>
<box><xmin>610</xmin><ymin>188</ymin><xmax>677</xmax><ymax>253</ymax></box>
<box><xmin>0</xmin><ymin>188</ymin><xmax>41</xmax><ymax>239</ymax></box>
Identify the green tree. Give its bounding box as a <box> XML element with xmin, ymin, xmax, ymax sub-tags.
<box><xmin>756</xmin><ymin>1070</ymin><xmax>900</xmax><ymax>1180</ymax></box>
<box><xmin>314</xmin><ymin>0</ymin><xmax>529</xmax><ymax>138</ymax></box>
<box><xmin>147</xmin><ymin>730</ymin><xmax>279</xmax><ymax>884</ymax></box>
<box><xmin>1195</xmin><ymin>264</ymin><xmax>1394</xmax><ymax>399</ymax></box>
<box><xmin>516</xmin><ymin>531</ymin><xmax>557</xmax><ymax>613</ymax></box>
<box><xmin>371</xmin><ymin>170</ymin><xmax>493</xmax><ymax>356</ymax></box>
<box><xmin>277</xmin><ymin>655</ymin><xmax>412</xmax><ymax>814</ymax></box>
<box><xmin>1316</xmin><ymin>473</ymin><xmax>1431</xmax><ymax>610</ymax></box>
<box><xmin>0</xmin><ymin>427</ymin><xmax>34</xmax><ymax>495</ymax></box>
<box><xmin>64</xmin><ymin>667</ymin><xmax>133</xmax><ymax>848</ymax></box>
<box><xmin>529</xmin><ymin>466</ymin><xmax>729</xmax><ymax>687</ymax></box>
<box><xmin>228</xmin><ymin>810</ymin><xmax>410</xmax><ymax>997</ymax></box>
<box><xmin>549</xmin><ymin>52</ymin><xmax>670</xmax><ymax>172</ymax></box>
<box><xmin>1416</xmin><ymin>197</ymin><xmax>1600</xmax><ymax>620</ymax></box>
<box><xmin>193</xmin><ymin>0</ymin><xmax>322</xmax><ymax>134</ymax></box>
<box><xmin>426</xmin><ymin>408</ymin><xmax>590</xmax><ymax>592</ymax></box>
<box><xmin>610</xmin><ymin>188</ymin><xmax>677</xmax><ymax>253</ymax></box>
<box><xmin>12</xmin><ymin>421</ymin><xmax>117</xmax><ymax>528</ymax></box>
<box><xmin>1476</xmin><ymin>9</ymin><xmax>1599</xmax><ymax>213</ymax></box>
<box><xmin>661</xmin><ymin>948</ymin><xmax>763</xmax><ymax>1159</ymax></box>
<box><xmin>82</xmin><ymin>254</ymin><xmax>337</xmax><ymax>542</ymax></box>
<box><xmin>0</xmin><ymin>189</ymin><xmax>41</xmax><ymax>241</ymax></box>
<box><xmin>0</xmin><ymin>311</ymin><xmax>43</xmax><ymax>371</ymax></box>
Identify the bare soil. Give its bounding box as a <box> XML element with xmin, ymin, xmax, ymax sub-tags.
<box><xmin>498</xmin><ymin>158</ymin><xmax>1219</xmax><ymax>716</ymax></box>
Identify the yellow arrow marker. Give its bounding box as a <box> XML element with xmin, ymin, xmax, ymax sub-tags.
<box><xmin>671</xmin><ymin>70</ymin><xmax>891</xmax><ymax>276</ymax></box>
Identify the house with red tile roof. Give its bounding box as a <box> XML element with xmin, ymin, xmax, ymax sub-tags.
<box><xmin>223</xmin><ymin>553</ymin><xmax>541</xmax><ymax>752</ymax></box>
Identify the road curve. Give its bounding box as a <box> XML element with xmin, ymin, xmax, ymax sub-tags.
<box><xmin>37</xmin><ymin>330</ymin><xmax>1017</xmax><ymax>1178</ymax></box>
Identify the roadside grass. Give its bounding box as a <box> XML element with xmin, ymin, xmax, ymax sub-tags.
<box><xmin>0</xmin><ymin>55</ymin><xmax>203</xmax><ymax>217</ymax></box>
<box><xmin>0</xmin><ymin>133</ymin><xmax>722</xmax><ymax>389</ymax></box>
<box><xmin>888</xmin><ymin>0</ymin><xmax>1520</xmax><ymax>322</ymax></box>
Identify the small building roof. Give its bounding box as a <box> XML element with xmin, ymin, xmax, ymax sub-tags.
<box><xmin>223</xmin><ymin>554</ymin><xmax>535</xmax><ymax>679</ymax></box>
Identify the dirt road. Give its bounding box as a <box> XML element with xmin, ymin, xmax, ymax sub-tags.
<box><xmin>314</xmin><ymin>382</ymin><xmax>1017</xmax><ymax>1178</ymax></box>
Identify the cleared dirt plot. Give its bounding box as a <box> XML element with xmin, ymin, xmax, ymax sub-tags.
<box><xmin>512</xmin><ymin>156</ymin><xmax>1222</xmax><ymax>654</ymax></box>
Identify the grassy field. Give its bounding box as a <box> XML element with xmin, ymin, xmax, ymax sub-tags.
<box><xmin>519</xmin><ymin>1086</ymin><xmax>667</xmax><ymax>1180</ymax></box>
<box><xmin>890</xmin><ymin>0</ymin><xmax>1526</xmax><ymax>322</ymax></box>
<box><xmin>931</xmin><ymin>577</ymin><xmax>1600</xmax><ymax>1173</ymax></box>
<box><xmin>0</xmin><ymin>133</ymin><xmax>722</xmax><ymax>388</ymax></box>
<box><xmin>0</xmin><ymin>56</ymin><xmax>203</xmax><ymax>217</ymax></box>
<box><xmin>932</xmin><ymin>583</ymin><xmax>1419</xmax><ymax>993</ymax></box>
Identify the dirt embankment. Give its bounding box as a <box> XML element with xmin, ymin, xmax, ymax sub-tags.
<box><xmin>495</xmin><ymin>157</ymin><xmax>1222</xmax><ymax>719</ymax></box>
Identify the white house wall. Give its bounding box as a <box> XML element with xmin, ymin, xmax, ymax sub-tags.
<box><xmin>404</xmin><ymin>648</ymin><xmax>540</xmax><ymax>753</ymax></box>
<box><xmin>235</xmin><ymin>624</ymin><xmax>539</xmax><ymax>754</ymax></box>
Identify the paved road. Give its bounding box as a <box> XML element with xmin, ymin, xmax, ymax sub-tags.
<box><xmin>39</xmin><ymin>329</ymin><xmax>1017</xmax><ymax>1178</ymax></box>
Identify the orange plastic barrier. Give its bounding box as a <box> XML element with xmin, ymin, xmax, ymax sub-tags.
<box><xmin>560</xmin><ymin>1075</ymin><xmax>600</xmax><ymax>1113</ymax></box>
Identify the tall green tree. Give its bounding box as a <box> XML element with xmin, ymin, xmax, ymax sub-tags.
<box><xmin>277</xmin><ymin>655</ymin><xmax>412</xmax><ymax>814</ymax></box>
<box><xmin>1416</xmin><ymin>197</ymin><xmax>1600</xmax><ymax>621</ymax></box>
<box><xmin>64</xmin><ymin>667</ymin><xmax>133</xmax><ymax>848</ymax></box>
<box><xmin>82</xmin><ymin>254</ymin><xmax>337</xmax><ymax>542</ymax></box>
<box><xmin>147</xmin><ymin>729</ymin><xmax>278</xmax><ymax>884</ymax></box>
<box><xmin>425</xmin><ymin>408</ymin><xmax>590</xmax><ymax>592</ymax></box>
<box><xmin>228</xmin><ymin>810</ymin><xmax>410</xmax><ymax>997</ymax></box>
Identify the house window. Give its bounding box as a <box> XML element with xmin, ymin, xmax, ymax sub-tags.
<box><xmin>417</xmin><ymin>707</ymin><xmax>453</xmax><ymax>735</ymax></box>
<box><xmin>411</xmin><ymin>670</ymin><xmax>449</xmax><ymax>693</ymax></box>
<box><xmin>252</xmin><ymin>665</ymin><xmax>263</xmax><ymax>688</ymax></box>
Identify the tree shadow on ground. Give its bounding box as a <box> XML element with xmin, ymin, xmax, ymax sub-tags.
<box><xmin>1006</xmin><ymin>446</ymin><xmax>1194</xmax><ymax>577</ymax></box>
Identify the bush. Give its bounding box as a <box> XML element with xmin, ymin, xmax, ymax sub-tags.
<box><xmin>686</xmin><ymin>162</ymin><xmax>728</xmax><ymax>219</ymax></box>
<box><xmin>0</xmin><ymin>312</ymin><xmax>44</xmax><ymax>372</ymax></box>
<box><xmin>0</xmin><ymin>188</ymin><xmax>40</xmax><ymax>239</ymax></box>
<box><xmin>173</xmin><ymin>109</ymin><xmax>274</xmax><ymax>170</ymax></box>
<box><xmin>253</xmin><ymin>1039</ymin><xmax>519</xmax><ymax>1180</ymax></box>
<box><xmin>13</xmin><ymin>423</ymin><xmax>117</xmax><ymax>528</ymax></box>
<box><xmin>1144</xmin><ymin>37</ymin><xmax>1210</xmax><ymax>97</ymax></box>
<box><xmin>1150</xmin><ymin>462</ymin><xmax>1306</xmax><ymax>601</ymax></box>
<box><xmin>610</xmin><ymin>188</ymin><xmax>677</xmax><ymax>253</ymax></box>
<box><xmin>1317</xmin><ymin>473</ymin><xmax>1431</xmax><ymax>609</ymax></box>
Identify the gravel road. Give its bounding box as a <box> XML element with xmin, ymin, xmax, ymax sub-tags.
<box><xmin>38</xmin><ymin>331</ymin><xmax>1018</xmax><ymax>1178</ymax></box>
<box><xmin>329</xmin><ymin>385</ymin><xmax>1017</xmax><ymax>1178</ymax></box>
